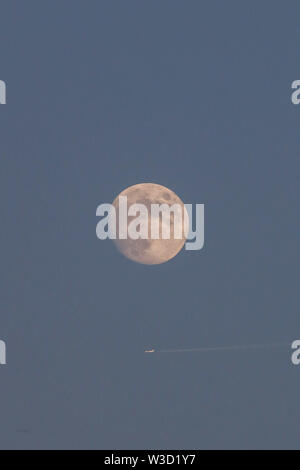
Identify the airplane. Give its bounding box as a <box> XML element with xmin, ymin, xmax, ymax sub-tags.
<box><xmin>144</xmin><ymin>349</ymin><xmax>155</xmax><ymax>353</ymax></box>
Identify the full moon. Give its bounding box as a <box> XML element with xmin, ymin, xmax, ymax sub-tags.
<box><xmin>112</xmin><ymin>183</ymin><xmax>188</xmax><ymax>265</ymax></box>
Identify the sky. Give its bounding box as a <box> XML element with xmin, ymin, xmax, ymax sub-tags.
<box><xmin>0</xmin><ymin>0</ymin><xmax>300</xmax><ymax>449</ymax></box>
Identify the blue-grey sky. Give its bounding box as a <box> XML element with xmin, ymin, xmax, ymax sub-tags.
<box><xmin>0</xmin><ymin>0</ymin><xmax>300</xmax><ymax>449</ymax></box>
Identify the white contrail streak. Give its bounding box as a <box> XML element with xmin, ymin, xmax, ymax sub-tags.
<box><xmin>151</xmin><ymin>342</ymin><xmax>289</xmax><ymax>354</ymax></box>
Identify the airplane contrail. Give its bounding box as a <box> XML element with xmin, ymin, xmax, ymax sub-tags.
<box><xmin>145</xmin><ymin>342</ymin><xmax>290</xmax><ymax>354</ymax></box>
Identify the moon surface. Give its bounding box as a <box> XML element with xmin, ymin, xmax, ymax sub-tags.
<box><xmin>112</xmin><ymin>183</ymin><xmax>188</xmax><ymax>265</ymax></box>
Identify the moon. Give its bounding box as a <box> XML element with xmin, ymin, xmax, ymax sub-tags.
<box><xmin>112</xmin><ymin>183</ymin><xmax>188</xmax><ymax>265</ymax></box>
